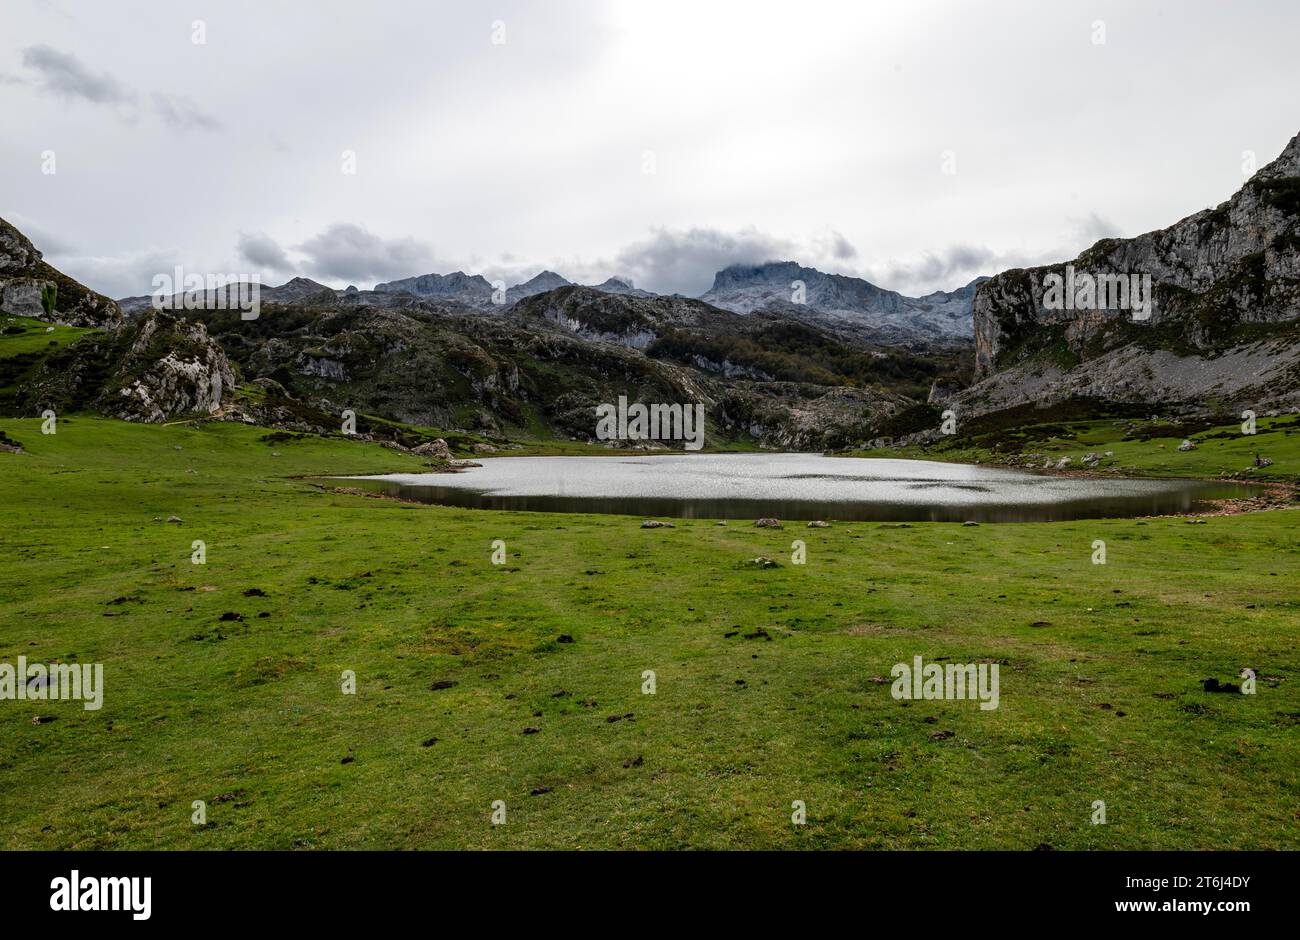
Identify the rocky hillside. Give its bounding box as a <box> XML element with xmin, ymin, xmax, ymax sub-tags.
<box><xmin>0</xmin><ymin>216</ymin><xmax>122</xmax><ymax>328</ymax></box>
<box><xmin>701</xmin><ymin>261</ymin><xmax>981</xmax><ymax>346</ymax></box>
<box><xmin>965</xmin><ymin>131</ymin><xmax>1300</xmax><ymax>418</ymax></box>
<box><xmin>2</xmin><ymin>218</ymin><xmax>236</xmax><ymax>422</ymax></box>
<box><xmin>5</xmin><ymin>206</ymin><xmax>978</xmax><ymax>447</ymax></box>
<box><xmin>176</xmin><ymin>285</ymin><xmax>943</xmax><ymax>449</ymax></box>
<box><xmin>11</xmin><ymin>310</ymin><xmax>235</xmax><ymax>422</ymax></box>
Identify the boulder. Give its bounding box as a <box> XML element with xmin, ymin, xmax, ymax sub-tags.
<box><xmin>411</xmin><ymin>438</ymin><xmax>452</xmax><ymax>459</ymax></box>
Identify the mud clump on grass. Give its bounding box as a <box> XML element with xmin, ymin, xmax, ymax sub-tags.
<box><xmin>1202</xmin><ymin>677</ymin><xmax>1242</xmax><ymax>694</ymax></box>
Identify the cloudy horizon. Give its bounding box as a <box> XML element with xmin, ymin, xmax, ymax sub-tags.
<box><xmin>2</xmin><ymin>0</ymin><xmax>1298</xmax><ymax>300</ymax></box>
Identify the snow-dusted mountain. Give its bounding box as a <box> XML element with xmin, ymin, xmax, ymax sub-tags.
<box><xmin>700</xmin><ymin>261</ymin><xmax>981</xmax><ymax>345</ymax></box>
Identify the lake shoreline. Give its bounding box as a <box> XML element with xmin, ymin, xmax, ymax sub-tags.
<box><xmin>325</xmin><ymin>453</ymin><xmax>1268</xmax><ymax>524</ymax></box>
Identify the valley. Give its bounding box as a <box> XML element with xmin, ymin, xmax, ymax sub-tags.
<box><xmin>1</xmin><ymin>416</ymin><xmax>1296</xmax><ymax>849</ymax></box>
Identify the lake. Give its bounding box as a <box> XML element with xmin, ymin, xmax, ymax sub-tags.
<box><xmin>339</xmin><ymin>453</ymin><xmax>1259</xmax><ymax>523</ymax></box>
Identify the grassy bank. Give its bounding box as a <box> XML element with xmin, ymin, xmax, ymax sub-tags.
<box><xmin>848</xmin><ymin>413</ymin><xmax>1300</xmax><ymax>483</ymax></box>
<box><xmin>0</xmin><ymin>416</ymin><xmax>1296</xmax><ymax>849</ymax></box>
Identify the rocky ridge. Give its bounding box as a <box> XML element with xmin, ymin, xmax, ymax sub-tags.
<box><xmin>963</xmin><ymin>131</ymin><xmax>1300</xmax><ymax>418</ymax></box>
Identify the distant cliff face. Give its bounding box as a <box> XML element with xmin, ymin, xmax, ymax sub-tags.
<box><xmin>971</xmin><ymin>133</ymin><xmax>1300</xmax><ymax>402</ymax></box>
<box><xmin>374</xmin><ymin>270</ymin><xmax>496</xmax><ymax>306</ymax></box>
<box><xmin>960</xmin><ymin>132</ymin><xmax>1300</xmax><ymax>419</ymax></box>
<box><xmin>701</xmin><ymin>261</ymin><xmax>978</xmax><ymax>345</ymax></box>
<box><xmin>0</xmin><ymin>216</ymin><xmax>122</xmax><ymax>328</ymax></box>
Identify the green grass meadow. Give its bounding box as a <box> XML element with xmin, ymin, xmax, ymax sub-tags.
<box><xmin>0</xmin><ymin>416</ymin><xmax>1297</xmax><ymax>849</ymax></box>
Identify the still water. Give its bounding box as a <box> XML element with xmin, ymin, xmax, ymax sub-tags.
<box><xmin>343</xmin><ymin>453</ymin><xmax>1257</xmax><ymax>523</ymax></box>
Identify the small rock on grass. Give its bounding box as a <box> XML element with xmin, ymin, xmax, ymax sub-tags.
<box><xmin>641</xmin><ymin>520</ymin><xmax>674</xmax><ymax>529</ymax></box>
<box><xmin>807</xmin><ymin>520</ymin><xmax>830</xmax><ymax>528</ymax></box>
<box><xmin>755</xmin><ymin>518</ymin><xmax>782</xmax><ymax>528</ymax></box>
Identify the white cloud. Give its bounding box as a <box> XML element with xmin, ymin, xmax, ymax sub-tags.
<box><xmin>2</xmin><ymin>2</ymin><xmax>1294</xmax><ymax>308</ymax></box>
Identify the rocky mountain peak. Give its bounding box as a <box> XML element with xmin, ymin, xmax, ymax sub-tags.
<box><xmin>0</xmin><ymin>215</ymin><xmax>121</xmax><ymax>328</ymax></box>
<box><xmin>701</xmin><ymin>260</ymin><xmax>975</xmax><ymax>344</ymax></box>
<box><xmin>519</xmin><ymin>270</ymin><xmax>568</xmax><ymax>287</ymax></box>
<box><xmin>965</xmin><ymin>129</ymin><xmax>1300</xmax><ymax>415</ymax></box>
<box><xmin>1258</xmin><ymin>131</ymin><xmax>1300</xmax><ymax>180</ymax></box>
<box><xmin>708</xmin><ymin>261</ymin><xmax>806</xmax><ymax>292</ymax></box>
<box><xmin>0</xmin><ymin>217</ymin><xmax>42</xmax><ymax>272</ymax></box>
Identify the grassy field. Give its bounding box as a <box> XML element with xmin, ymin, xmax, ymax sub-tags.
<box><xmin>848</xmin><ymin>412</ymin><xmax>1300</xmax><ymax>483</ymax></box>
<box><xmin>0</xmin><ymin>415</ymin><xmax>1297</xmax><ymax>849</ymax></box>
<box><xmin>0</xmin><ymin>314</ymin><xmax>94</xmax><ymax>357</ymax></box>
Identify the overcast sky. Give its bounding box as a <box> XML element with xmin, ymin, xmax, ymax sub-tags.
<box><xmin>2</xmin><ymin>0</ymin><xmax>1297</xmax><ymax>299</ymax></box>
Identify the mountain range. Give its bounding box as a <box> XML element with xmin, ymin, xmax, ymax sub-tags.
<box><xmin>6</xmin><ymin>217</ymin><xmax>965</xmax><ymax>447</ymax></box>
<box><xmin>119</xmin><ymin>262</ymin><xmax>979</xmax><ymax>347</ymax></box>
<box><xmin>7</xmin><ymin>129</ymin><xmax>1300</xmax><ymax>449</ymax></box>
